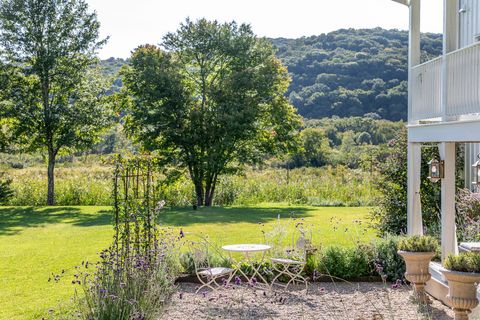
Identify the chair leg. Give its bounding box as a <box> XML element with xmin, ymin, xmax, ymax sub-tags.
<box><xmin>271</xmin><ymin>264</ymin><xmax>289</xmax><ymax>290</ymax></box>
<box><xmin>285</xmin><ymin>265</ymin><xmax>307</xmax><ymax>291</ymax></box>
<box><xmin>271</xmin><ymin>263</ymin><xmax>307</xmax><ymax>292</ymax></box>
<box><xmin>195</xmin><ymin>276</ymin><xmax>217</xmax><ymax>293</ymax></box>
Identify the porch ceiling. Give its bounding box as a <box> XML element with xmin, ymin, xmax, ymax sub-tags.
<box><xmin>408</xmin><ymin>119</ymin><xmax>480</xmax><ymax>143</ymax></box>
<box><xmin>391</xmin><ymin>0</ymin><xmax>409</xmax><ymax>6</ymax></box>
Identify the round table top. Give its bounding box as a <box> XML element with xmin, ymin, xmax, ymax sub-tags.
<box><xmin>222</xmin><ymin>244</ymin><xmax>271</xmax><ymax>252</ymax></box>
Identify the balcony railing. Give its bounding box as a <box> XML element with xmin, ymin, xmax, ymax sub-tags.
<box><xmin>411</xmin><ymin>42</ymin><xmax>480</xmax><ymax>123</ymax></box>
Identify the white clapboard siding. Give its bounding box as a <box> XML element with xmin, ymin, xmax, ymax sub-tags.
<box><xmin>459</xmin><ymin>0</ymin><xmax>480</xmax><ymax>190</ymax></box>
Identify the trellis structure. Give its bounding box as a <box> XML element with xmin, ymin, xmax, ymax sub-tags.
<box><xmin>112</xmin><ymin>155</ymin><xmax>162</xmax><ymax>266</ymax></box>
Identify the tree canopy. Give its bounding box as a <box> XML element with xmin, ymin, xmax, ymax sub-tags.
<box><xmin>101</xmin><ymin>28</ymin><xmax>442</xmax><ymax>121</ymax></box>
<box><xmin>0</xmin><ymin>0</ymin><xmax>112</xmax><ymax>204</ymax></box>
<box><xmin>122</xmin><ymin>19</ymin><xmax>300</xmax><ymax>206</ymax></box>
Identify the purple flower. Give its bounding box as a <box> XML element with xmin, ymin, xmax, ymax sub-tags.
<box><xmin>99</xmin><ymin>288</ymin><xmax>107</xmax><ymax>298</ymax></box>
<box><xmin>391</xmin><ymin>279</ymin><xmax>402</xmax><ymax>289</ymax></box>
<box><xmin>250</xmin><ymin>277</ymin><xmax>257</xmax><ymax>286</ymax></box>
<box><xmin>179</xmin><ymin>229</ymin><xmax>185</xmax><ymax>238</ymax></box>
<box><xmin>234</xmin><ymin>276</ymin><xmax>241</xmax><ymax>285</ymax></box>
<box><xmin>222</xmin><ymin>278</ymin><xmax>228</xmax><ymax>287</ymax></box>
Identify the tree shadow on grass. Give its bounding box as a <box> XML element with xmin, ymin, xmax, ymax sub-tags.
<box><xmin>0</xmin><ymin>205</ymin><xmax>314</xmax><ymax>236</ymax></box>
<box><xmin>158</xmin><ymin>206</ymin><xmax>314</xmax><ymax>227</ymax></box>
<box><xmin>0</xmin><ymin>207</ymin><xmax>112</xmax><ymax>236</ymax></box>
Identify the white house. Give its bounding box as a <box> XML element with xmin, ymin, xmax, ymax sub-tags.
<box><xmin>392</xmin><ymin>0</ymin><xmax>480</xmax><ymax>311</ymax></box>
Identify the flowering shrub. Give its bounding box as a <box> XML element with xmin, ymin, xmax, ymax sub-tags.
<box><xmin>72</xmin><ymin>156</ymin><xmax>183</xmax><ymax>319</ymax></box>
<box><xmin>76</xmin><ymin>234</ymin><xmax>181</xmax><ymax>319</ymax></box>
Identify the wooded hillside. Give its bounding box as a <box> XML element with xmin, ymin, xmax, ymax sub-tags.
<box><xmin>101</xmin><ymin>28</ymin><xmax>443</xmax><ymax>121</ymax></box>
<box><xmin>271</xmin><ymin>28</ymin><xmax>442</xmax><ymax>120</ymax></box>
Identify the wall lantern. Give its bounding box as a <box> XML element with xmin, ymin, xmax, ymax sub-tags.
<box><xmin>472</xmin><ymin>153</ymin><xmax>480</xmax><ymax>187</ymax></box>
<box><xmin>427</xmin><ymin>158</ymin><xmax>444</xmax><ymax>183</ymax></box>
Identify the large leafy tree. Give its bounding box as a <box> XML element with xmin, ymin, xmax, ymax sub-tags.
<box><xmin>0</xmin><ymin>0</ymin><xmax>112</xmax><ymax>205</ymax></box>
<box><xmin>122</xmin><ymin>19</ymin><xmax>300</xmax><ymax>206</ymax></box>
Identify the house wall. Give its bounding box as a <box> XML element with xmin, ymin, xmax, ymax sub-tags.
<box><xmin>459</xmin><ymin>0</ymin><xmax>480</xmax><ymax>47</ymax></box>
<box><xmin>459</xmin><ymin>0</ymin><xmax>480</xmax><ymax>190</ymax></box>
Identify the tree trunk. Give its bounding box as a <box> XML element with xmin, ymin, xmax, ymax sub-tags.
<box><xmin>194</xmin><ymin>182</ymin><xmax>204</xmax><ymax>207</ymax></box>
<box><xmin>47</xmin><ymin>150</ymin><xmax>56</xmax><ymax>205</ymax></box>
<box><xmin>204</xmin><ymin>191</ymin><xmax>214</xmax><ymax>206</ymax></box>
<box><xmin>204</xmin><ymin>176</ymin><xmax>217</xmax><ymax>207</ymax></box>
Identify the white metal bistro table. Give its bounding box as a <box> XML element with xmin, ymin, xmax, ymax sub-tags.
<box><xmin>222</xmin><ymin>244</ymin><xmax>271</xmax><ymax>287</ymax></box>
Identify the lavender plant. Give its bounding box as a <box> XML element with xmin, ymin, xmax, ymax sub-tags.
<box><xmin>74</xmin><ymin>155</ymin><xmax>182</xmax><ymax>320</ymax></box>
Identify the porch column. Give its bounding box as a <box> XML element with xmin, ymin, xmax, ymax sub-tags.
<box><xmin>408</xmin><ymin>0</ymin><xmax>421</xmax><ymax>124</ymax></box>
<box><xmin>407</xmin><ymin>142</ymin><xmax>423</xmax><ymax>235</ymax></box>
<box><xmin>441</xmin><ymin>0</ymin><xmax>459</xmax><ymax>121</ymax></box>
<box><xmin>439</xmin><ymin>142</ymin><xmax>458</xmax><ymax>262</ymax></box>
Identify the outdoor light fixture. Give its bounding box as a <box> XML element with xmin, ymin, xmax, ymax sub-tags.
<box><xmin>472</xmin><ymin>153</ymin><xmax>480</xmax><ymax>188</ymax></box>
<box><xmin>427</xmin><ymin>158</ymin><xmax>444</xmax><ymax>183</ymax></box>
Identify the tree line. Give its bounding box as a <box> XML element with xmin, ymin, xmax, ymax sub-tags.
<box><xmin>100</xmin><ymin>28</ymin><xmax>443</xmax><ymax>121</ymax></box>
<box><xmin>0</xmin><ymin>0</ymin><xmax>419</xmax><ymax>207</ymax></box>
<box><xmin>0</xmin><ymin>0</ymin><xmax>299</xmax><ymax>207</ymax></box>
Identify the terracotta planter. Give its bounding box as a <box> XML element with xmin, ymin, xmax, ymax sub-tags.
<box><xmin>398</xmin><ymin>250</ymin><xmax>435</xmax><ymax>303</ymax></box>
<box><xmin>442</xmin><ymin>269</ymin><xmax>480</xmax><ymax>320</ymax></box>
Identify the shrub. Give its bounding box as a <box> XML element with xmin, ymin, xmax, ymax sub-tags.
<box><xmin>0</xmin><ymin>172</ymin><xmax>13</xmax><ymax>204</ymax></box>
<box><xmin>397</xmin><ymin>235</ymin><xmax>439</xmax><ymax>252</ymax></box>
<box><xmin>370</xmin><ymin>128</ymin><xmax>463</xmax><ymax>237</ymax></box>
<box><xmin>444</xmin><ymin>252</ymin><xmax>480</xmax><ymax>273</ymax></box>
<box><xmin>456</xmin><ymin>188</ymin><xmax>480</xmax><ymax>242</ymax></box>
<box><xmin>346</xmin><ymin>244</ymin><xmax>375</xmax><ymax>278</ymax></box>
<box><xmin>316</xmin><ymin>246</ymin><xmax>350</xmax><ymax>278</ymax></box>
<box><xmin>314</xmin><ymin>244</ymin><xmax>375</xmax><ymax>279</ymax></box>
<box><xmin>374</xmin><ymin>235</ymin><xmax>406</xmax><ymax>282</ymax></box>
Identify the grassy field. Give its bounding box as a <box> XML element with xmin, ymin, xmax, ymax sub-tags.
<box><xmin>0</xmin><ymin>204</ymin><xmax>375</xmax><ymax>319</ymax></box>
<box><xmin>4</xmin><ymin>165</ymin><xmax>378</xmax><ymax>207</ymax></box>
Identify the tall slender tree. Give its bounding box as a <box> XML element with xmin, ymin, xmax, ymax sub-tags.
<box><xmin>0</xmin><ymin>0</ymin><xmax>111</xmax><ymax>204</ymax></box>
<box><xmin>122</xmin><ymin>19</ymin><xmax>300</xmax><ymax>206</ymax></box>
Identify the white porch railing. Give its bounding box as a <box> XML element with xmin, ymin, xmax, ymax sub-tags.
<box><xmin>411</xmin><ymin>56</ymin><xmax>442</xmax><ymax>122</ymax></box>
<box><xmin>411</xmin><ymin>42</ymin><xmax>480</xmax><ymax>123</ymax></box>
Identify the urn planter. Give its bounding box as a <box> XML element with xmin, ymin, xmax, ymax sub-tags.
<box><xmin>442</xmin><ymin>269</ymin><xmax>480</xmax><ymax>320</ymax></box>
<box><xmin>398</xmin><ymin>250</ymin><xmax>436</xmax><ymax>303</ymax></box>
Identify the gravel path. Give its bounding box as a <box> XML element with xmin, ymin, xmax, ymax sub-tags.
<box><xmin>161</xmin><ymin>282</ymin><xmax>454</xmax><ymax>320</ymax></box>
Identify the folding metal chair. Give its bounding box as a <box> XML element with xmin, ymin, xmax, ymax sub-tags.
<box><xmin>270</xmin><ymin>237</ymin><xmax>308</xmax><ymax>291</ymax></box>
<box><xmin>190</xmin><ymin>240</ymin><xmax>234</xmax><ymax>293</ymax></box>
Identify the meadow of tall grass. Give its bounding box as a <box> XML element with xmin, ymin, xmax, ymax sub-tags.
<box><xmin>4</xmin><ymin>164</ymin><xmax>378</xmax><ymax>206</ymax></box>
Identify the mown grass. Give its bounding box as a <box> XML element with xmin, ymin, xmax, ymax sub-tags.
<box><xmin>0</xmin><ymin>204</ymin><xmax>374</xmax><ymax>319</ymax></box>
<box><xmin>4</xmin><ymin>165</ymin><xmax>378</xmax><ymax>207</ymax></box>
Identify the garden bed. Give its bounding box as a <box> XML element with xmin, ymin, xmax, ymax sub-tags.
<box><xmin>162</xmin><ymin>282</ymin><xmax>454</xmax><ymax>320</ymax></box>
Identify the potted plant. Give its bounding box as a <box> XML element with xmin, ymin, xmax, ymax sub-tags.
<box><xmin>397</xmin><ymin>235</ymin><xmax>439</xmax><ymax>302</ymax></box>
<box><xmin>442</xmin><ymin>253</ymin><xmax>480</xmax><ymax>320</ymax></box>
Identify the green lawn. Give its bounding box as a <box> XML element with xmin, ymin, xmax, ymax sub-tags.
<box><xmin>0</xmin><ymin>204</ymin><xmax>375</xmax><ymax>319</ymax></box>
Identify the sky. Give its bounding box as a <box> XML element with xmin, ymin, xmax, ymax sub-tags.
<box><xmin>86</xmin><ymin>0</ymin><xmax>444</xmax><ymax>59</ymax></box>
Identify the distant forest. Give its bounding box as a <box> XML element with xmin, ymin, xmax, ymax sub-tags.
<box><xmin>101</xmin><ymin>28</ymin><xmax>443</xmax><ymax>121</ymax></box>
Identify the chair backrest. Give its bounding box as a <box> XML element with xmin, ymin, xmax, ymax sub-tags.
<box><xmin>292</xmin><ymin>236</ymin><xmax>311</xmax><ymax>261</ymax></box>
<box><xmin>189</xmin><ymin>240</ymin><xmax>211</xmax><ymax>272</ymax></box>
